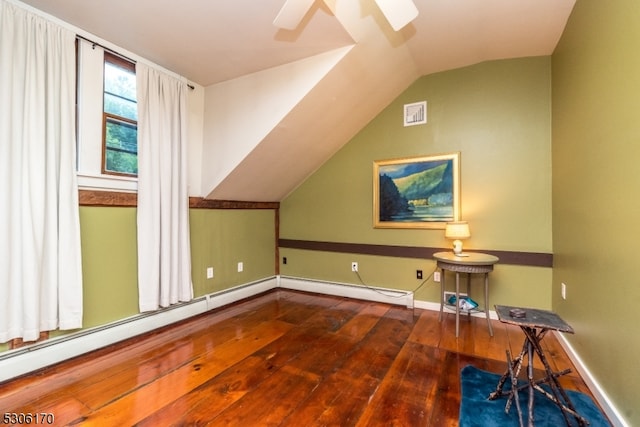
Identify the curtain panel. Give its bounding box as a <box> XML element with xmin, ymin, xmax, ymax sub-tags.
<box><xmin>136</xmin><ymin>63</ymin><xmax>193</xmax><ymax>312</ymax></box>
<box><xmin>0</xmin><ymin>0</ymin><xmax>83</xmax><ymax>342</ymax></box>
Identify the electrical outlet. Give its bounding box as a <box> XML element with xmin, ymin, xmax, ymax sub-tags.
<box><xmin>206</xmin><ymin>267</ymin><xmax>214</xmax><ymax>279</ymax></box>
<box><xmin>433</xmin><ymin>271</ymin><xmax>441</xmax><ymax>282</ymax></box>
<box><xmin>237</xmin><ymin>262</ymin><xmax>244</xmax><ymax>272</ymax></box>
<box><xmin>351</xmin><ymin>262</ymin><xmax>358</xmax><ymax>272</ymax></box>
<box><xmin>283</xmin><ymin>257</ymin><xmax>287</xmax><ymax>265</ymax></box>
<box><xmin>561</xmin><ymin>282</ymin><xmax>566</xmax><ymax>300</ymax></box>
<box><xmin>416</xmin><ymin>270</ymin><xmax>423</xmax><ymax>279</ymax></box>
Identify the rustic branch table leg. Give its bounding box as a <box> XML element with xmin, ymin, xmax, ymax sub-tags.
<box><xmin>506</xmin><ymin>349</ymin><xmax>524</xmax><ymax>427</ymax></box>
<box><xmin>489</xmin><ymin>339</ymin><xmax>527</xmax><ymax>400</ymax></box>
<box><xmin>523</xmin><ymin>327</ymin><xmax>589</xmax><ymax>426</ymax></box>
<box><xmin>526</xmin><ymin>336</ymin><xmax>535</xmax><ymax>427</ymax></box>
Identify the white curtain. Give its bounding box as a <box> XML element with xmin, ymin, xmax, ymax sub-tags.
<box><xmin>0</xmin><ymin>1</ymin><xmax>83</xmax><ymax>342</ymax></box>
<box><xmin>136</xmin><ymin>63</ymin><xmax>193</xmax><ymax>312</ymax></box>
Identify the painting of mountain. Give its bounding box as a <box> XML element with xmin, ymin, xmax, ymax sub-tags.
<box><xmin>374</xmin><ymin>153</ymin><xmax>460</xmax><ymax>228</ymax></box>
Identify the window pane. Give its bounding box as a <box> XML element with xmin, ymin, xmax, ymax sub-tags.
<box><xmin>104</xmin><ymin>92</ymin><xmax>137</xmax><ymax>120</ymax></box>
<box><xmin>105</xmin><ymin>150</ymin><xmax>137</xmax><ymax>175</ymax></box>
<box><xmin>104</xmin><ymin>117</ymin><xmax>137</xmax><ymax>175</ymax></box>
<box><xmin>104</xmin><ymin>62</ymin><xmax>136</xmax><ymax>100</ymax></box>
<box><xmin>103</xmin><ymin>53</ymin><xmax>137</xmax><ymax>177</ymax></box>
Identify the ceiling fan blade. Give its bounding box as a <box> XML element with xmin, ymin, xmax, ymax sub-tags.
<box><xmin>374</xmin><ymin>0</ymin><xmax>419</xmax><ymax>31</ymax></box>
<box><xmin>273</xmin><ymin>0</ymin><xmax>317</xmax><ymax>30</ymax></box>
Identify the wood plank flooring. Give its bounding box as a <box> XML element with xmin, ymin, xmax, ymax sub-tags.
<box><xmin>0</xmin><ymin>289</ymin><xmax>599</xmax><ymax>426</ymax></box>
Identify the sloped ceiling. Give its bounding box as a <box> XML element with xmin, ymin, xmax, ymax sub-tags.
<box><xmin>19</xmin><ymin>0</ymin><xmax>576</xmax><ymax>201</ymax></box>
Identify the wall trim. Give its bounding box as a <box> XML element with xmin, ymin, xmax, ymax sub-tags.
<box><xmin>278</xmin><ymin>239</ymin><xmax>553</xmax><ymax>267</ymax></box>
<box><xmin>189</xmin><ymin>197</ymin><xmax>279</xmax><ymax>210</ymax></box>
<box><xmin>78</xmin><ymin>190</ymin><xmax>280</xmax><ymax>209</ymax></box>
<box><xmin>555</xmin><ymin>333</ymin><xmax>628</xmax><ymax>427</ymax></box>
<box><xmin>79</xmin><ymin>189</ymin><xmax>137</xmax><ymax>206</ymax></box>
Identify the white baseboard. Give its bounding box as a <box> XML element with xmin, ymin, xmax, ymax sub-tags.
<box><xmin>0</xmin><ymin>277</ymin><xmax>278</xmax><ymax>383</ymax></box>
<box><xmin>554</xmin><ymin>332</ymin><xmax>628</xmax><ymax>427</ymax></box>
<box><xmin>277</xmin><ymin>276</ymin><xmax>414</xmax><ymax>308</ymax></box>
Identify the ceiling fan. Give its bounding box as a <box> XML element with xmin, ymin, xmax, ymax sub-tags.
<box><xmin>273</xmin><ymin>0</ymin><xmax>419</xmax><ymax>31</ymax></box>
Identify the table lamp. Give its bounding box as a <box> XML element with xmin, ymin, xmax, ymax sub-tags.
<box><xmin>445</xmin><ymin>221</ymin><xmax>470</xmax><ymax>256</ymax></box>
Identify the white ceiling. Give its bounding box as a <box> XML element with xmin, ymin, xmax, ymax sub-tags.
<box><xmin>19</xmin><ymin>0</ymin><xmax>576</xmax><ymax>201</ymax></box>
<box><xmin>19</xmin><ymin>0</ymin><xmax>356</xmax><ymax>86</ymax></box>
<box><xmin>19</xmin><ymin>0</ymin><xmax>575</xmax><ymax>86</ymax></box>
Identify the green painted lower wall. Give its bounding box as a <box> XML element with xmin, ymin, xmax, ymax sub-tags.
<box><xmin>78</xmin><ymin>206</ymin><xmax>276</xmax><ymax>330</ymax></box>
<box><xmin>552</xmin><ymin>0</ymin><xmax>640</xmax><ymax>423</ymax></box>
<box><xmin>280</xmin><ymin>248</ymin><xmax>551</xmax><ymax>308</ymax></box>
<box><xmin>80</xmin><ymin>207</ymin><xmax>139</xmax><ymax>328</ymax></box>
<box><xmin>190</xmin><ymin>209</ymin><xmax>276</xmax><ymax>295</ymax></box>
<box><xmin>79</xmin><ymin>207</ymin><xmax>275</xmax><ymax>329</ymax></box>
<box><xmin>280</xmin><ymin>56</ymin><xmax>553</xmax><ymax>310</ymax></box>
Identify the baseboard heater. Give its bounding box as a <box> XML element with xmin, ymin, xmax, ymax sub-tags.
<box><xmin>0</xmin><ymin>276</ymin><xmax>415</xmax><ymax>383</ymax></box>
<box><xmin>0</xmin><ymin>277</ymin><xmax>279</xmax><ymax>383</ymax></box>
<box><xmin>278</xmin><ymin>276</ymin><xmax>414</xmax><ymax>309</ymax></box>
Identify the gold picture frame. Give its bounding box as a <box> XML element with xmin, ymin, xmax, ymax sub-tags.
<box><xmin>373</xmin><ymin>152</ymin><xmax>460</xmax><ymax>229</ymax></box>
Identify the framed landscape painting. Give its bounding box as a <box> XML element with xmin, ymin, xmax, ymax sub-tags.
<box><xmin>373</xmin><ymin>152</ymin><xmax>460</xmax><ymax>229</ymax></box>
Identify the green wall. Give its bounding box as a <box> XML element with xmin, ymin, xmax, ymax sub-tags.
<box><xmin>552</xmin><ymin>0</ymin><xmax>640</xmax><ymax>423</ymax></box>
<box><xmin>78</xmin><ymin>206</ymin><xmax>276</xmax><ymax>329</ymax></box>
<box><xmin>190</xmin><ymin>209</ymin><xmax>276</xmax><ymax>295</ymax></box>
<box><xmin>280</xmin><ymin>57</ymin><xmax>553</xmax><ymax>307</ymax></box>
<box><xmin>79</xmin><ymin>207</ymin><xmax>139</xmax><ymax>328</ymax></box>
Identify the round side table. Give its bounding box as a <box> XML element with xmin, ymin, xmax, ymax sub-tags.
<box><xmin>433</xmin><ymin>251</ymin><xmax>499</xmax><ymax>337</ymax></box>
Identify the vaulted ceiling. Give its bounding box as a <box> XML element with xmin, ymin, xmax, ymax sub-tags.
<box><xmin>20</xmin><ymin>0</ymin><xmax>576</xmax><ymax>201</ymax></box>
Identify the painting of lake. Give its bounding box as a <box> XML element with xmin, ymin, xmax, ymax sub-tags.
<box><xmin>374</xmin><ymin>153</ymin><xmax>460</xmax><ymax>229</ymax></box>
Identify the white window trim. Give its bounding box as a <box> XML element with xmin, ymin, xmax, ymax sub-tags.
<box><xmin>77</xmin><ymin>172</ymin><xmax>137</xmax><ymax>192</ymax></box>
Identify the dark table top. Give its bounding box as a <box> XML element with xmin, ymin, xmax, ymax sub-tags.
<box><xmin>494</xmin><ymin>305</ymin><xmax>574</xmax><ymax>334</ymax></box>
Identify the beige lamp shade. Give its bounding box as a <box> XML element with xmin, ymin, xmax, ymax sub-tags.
<box><xmin>445</xmin><ymin>221</ymin><xmax>471</xmax><ymax>240</ymax></box>
<box><xmin>445</xmin><ymin>221</ymin><xmax>470</xmax><ymax>256</ymax></box>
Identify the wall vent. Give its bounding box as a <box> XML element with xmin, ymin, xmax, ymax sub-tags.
<box><xmin>404</xmin><ymin>101</ymin><xmax>427</xmax><ymax>126</ymax></box>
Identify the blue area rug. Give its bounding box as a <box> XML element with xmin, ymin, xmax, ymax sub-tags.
<box><xmin>459</xmin><ymin>365</ymin><xmax>610</xmax><ymax>427</ymax></box>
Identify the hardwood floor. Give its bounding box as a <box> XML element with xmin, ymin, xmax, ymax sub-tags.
<box><xmin>0</xmin><ymin>289</ymin><xmax>597</xmax><ymax>426</ymax></box>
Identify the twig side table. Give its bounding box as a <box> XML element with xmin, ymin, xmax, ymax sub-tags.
<box><xmin>489</xmin><ymin>305</ymin><xmax>588</xmax><ymax>427</ymax></box>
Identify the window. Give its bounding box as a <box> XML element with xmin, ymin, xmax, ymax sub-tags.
<box><xmin>76</xmin><ymin>39</ymin><xmax>138</xmax><ymax>191</ymax></box>
<box><xmin>102</xmin><ymin>53</ymin><xmax>137</xmax><ymax>176</ymax></box>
